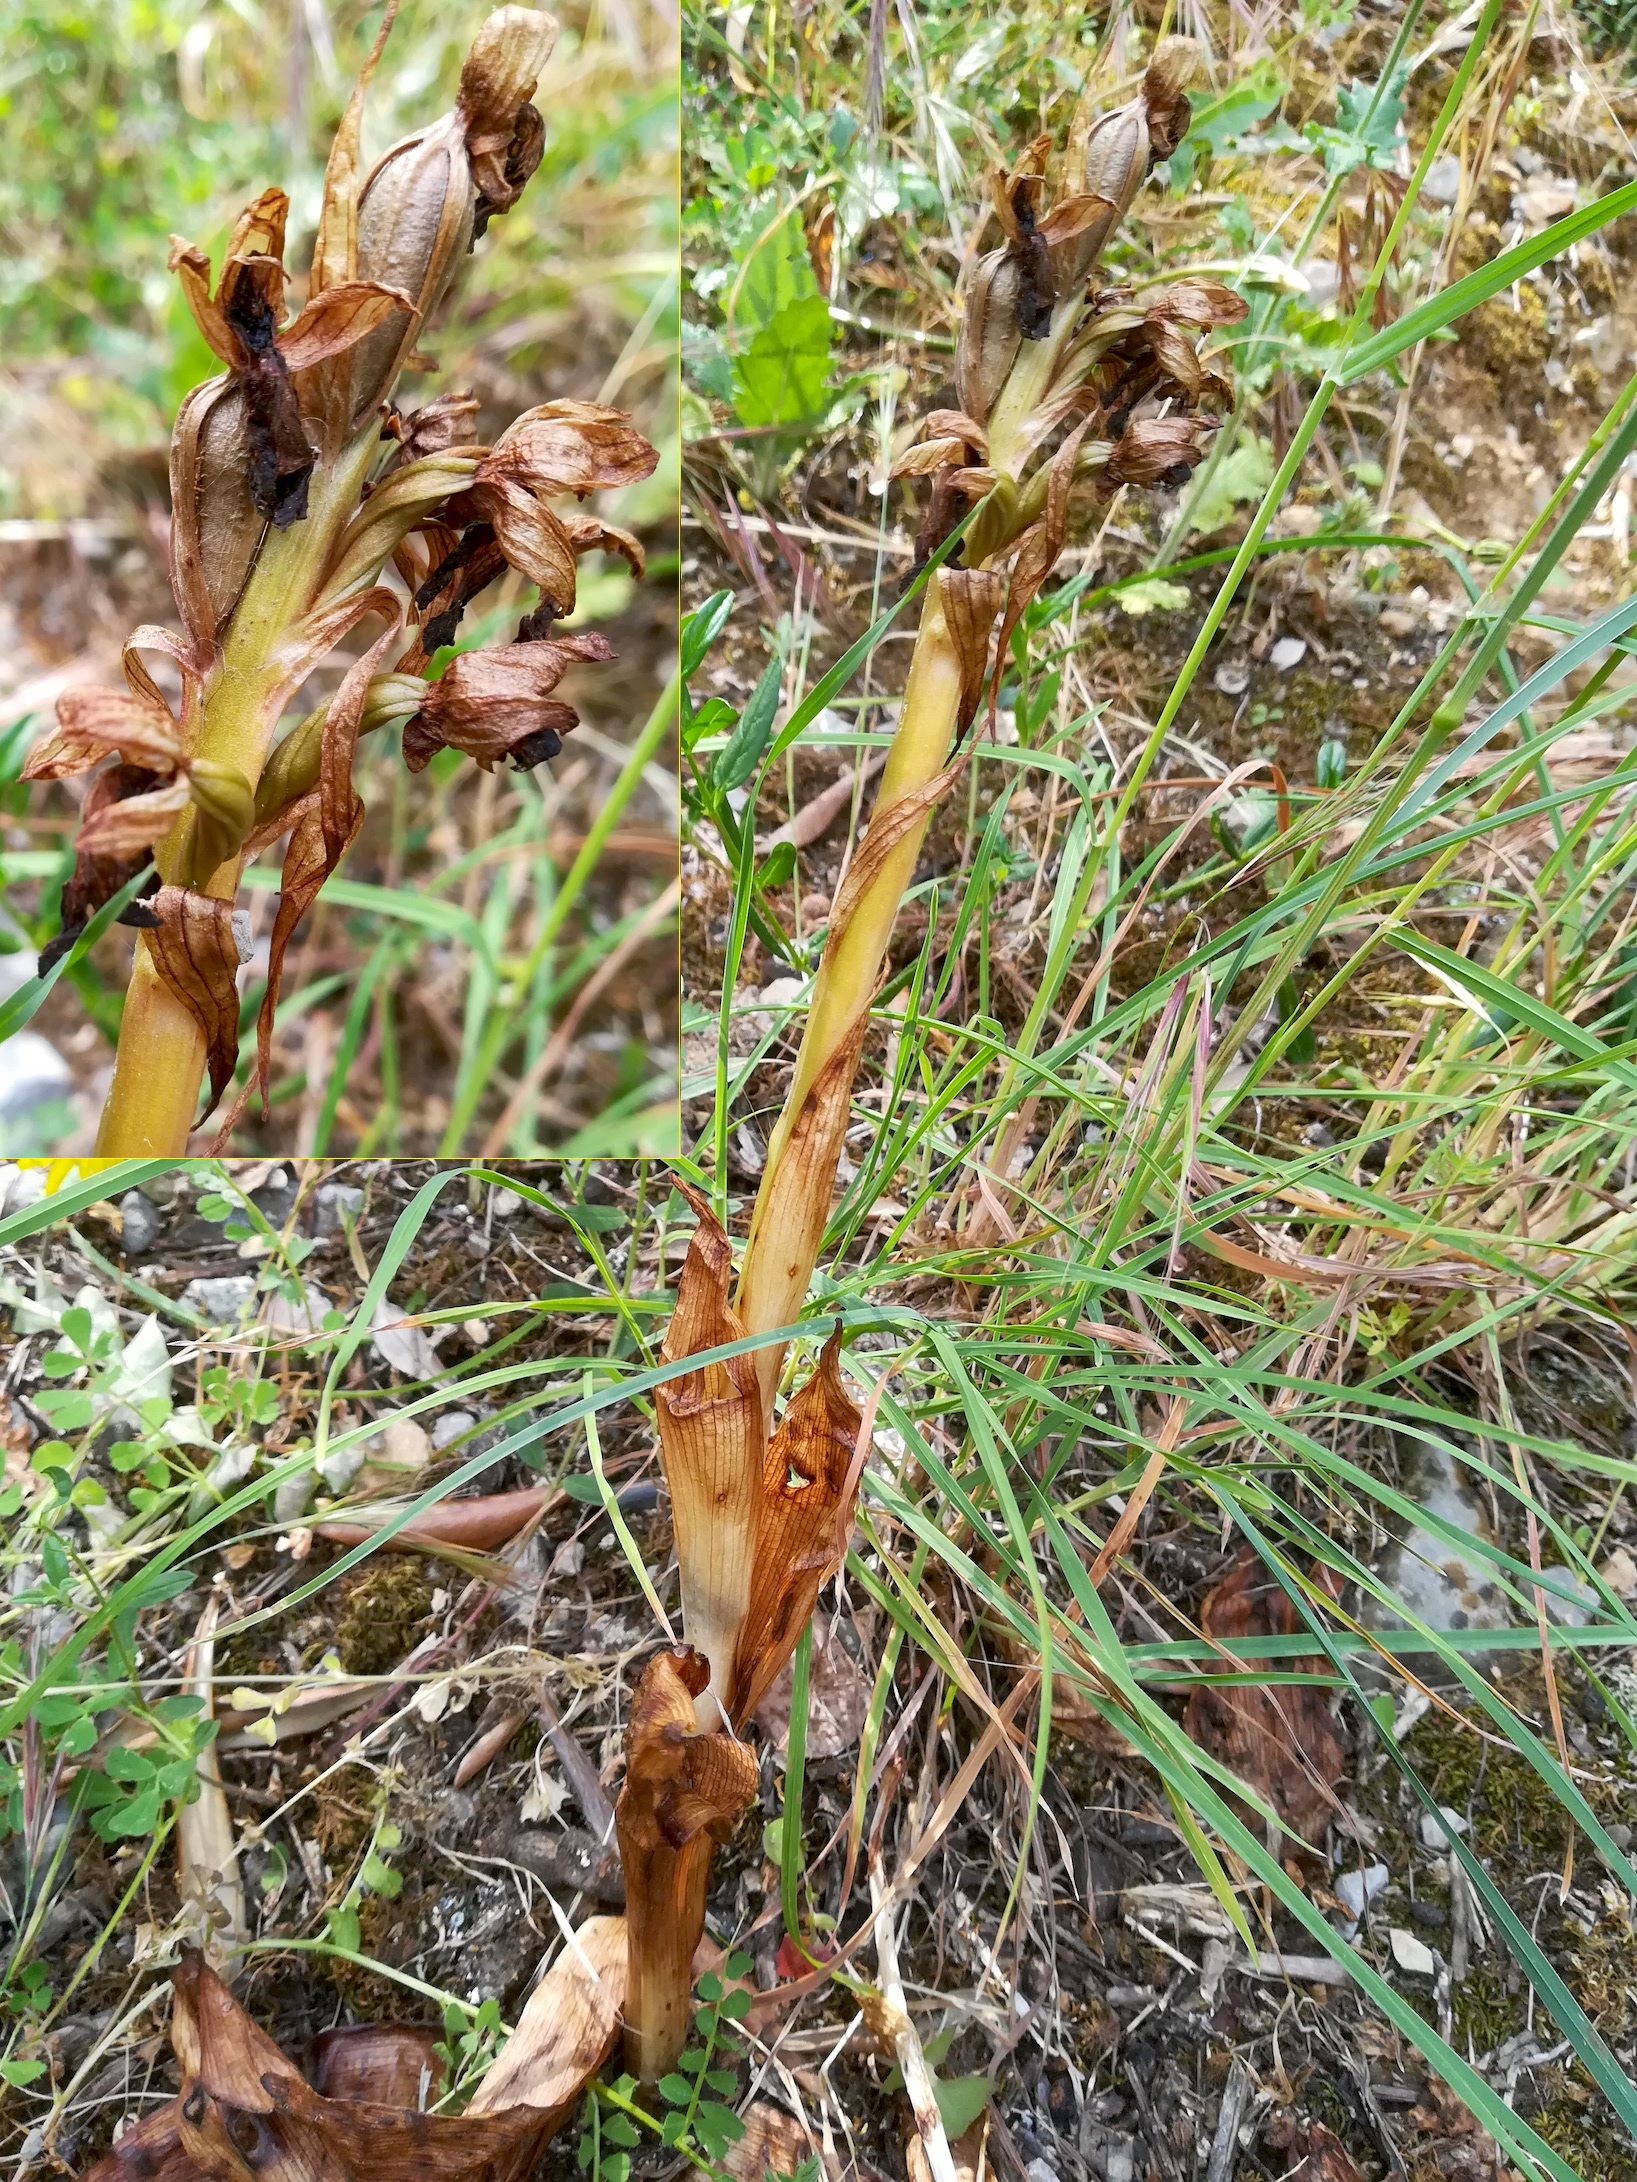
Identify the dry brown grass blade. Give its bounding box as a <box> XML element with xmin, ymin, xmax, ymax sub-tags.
<box><xmin>176</xmin><ymin>1600</ymin><xmax>245</xmax><ymax>1962</ymax></box>
<box><xmin>1085</xmin><ymin>1398</ymin><xmax>1186</xmax><ymax>1588</ymax></box>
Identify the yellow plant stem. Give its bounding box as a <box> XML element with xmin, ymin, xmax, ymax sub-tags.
<box><xmin>97</xmin><ymin>433</ymin><xmax>381</xmax><ymax>1154</ymax></box>
<box><xmin>735</xmin><ymin>575</ymin><xmax>963</xmax><ymax>1410</ymax></box>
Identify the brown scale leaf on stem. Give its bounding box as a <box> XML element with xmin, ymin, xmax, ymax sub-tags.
<box><xmin>614</xmin><ymin>1648</ymin><xmax>759</xmax><ymax>2085</ymax></box>
<box><xmin>143</xmin><ymin>888</ymin><xmax>248</xmax><ymax>1118</ymax></box>
<box><xmin>653</xmin><ymin>1193</ymin><xmax>764</xmax><ymax>1716</ymax></box>
<box><xmin>730</xmin><ymin>1330</ymin><xmax>864</xmax><ymax>1728</ymax></box>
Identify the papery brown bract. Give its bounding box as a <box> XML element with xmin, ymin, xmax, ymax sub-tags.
<box><xmin>653</xmin><ymin>1199</ymin><xmax>764</xmax><ymax>1715</ymax></box>
<box><xmin>400</xmin><ymin>632</ymin><xmax>613</xmax><ymax>773</ymax></box>
<box><xmin>144</xmin><ymin>887</ymin><xmax>247</xmax><ymax>1117</ymax></box>
<box><xmin>730</xmin><ymin>1332</ymin><xmax>863</xmax><ymax>1727</ymax></box>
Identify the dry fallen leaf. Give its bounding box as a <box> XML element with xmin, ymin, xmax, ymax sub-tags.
<box><xmin>1184</xmin><ymin>1552</ymin><xmax>1344</xmax><ymax>1850</ymax></box>
<box><xmin>752</xmin><ymin>1609</ymin><xmax>871</xmax><ymax>1759</ymax></box>
<box><xmin>85</xmin><ymin>1937</ymin><xmax>620</xmax><ymax>2182</ymax></box>
<box><xmin>1263</xmin><ymin>2111</ymin><xmax>1366</xmax><ymax>2182</ymax></box>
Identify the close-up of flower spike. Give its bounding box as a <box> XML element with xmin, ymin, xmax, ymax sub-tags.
<box><xmin>24</xmin><ymin>4</ymin><xmax>658</xmax><ymax>1156</ymax></box>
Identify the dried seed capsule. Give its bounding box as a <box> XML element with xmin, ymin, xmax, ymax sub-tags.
<box><xmin>169</xmin><ymin>377</ymin><xmax>264</xmax><ymax>649</ymax></box>
<box><xmin>1056</xmin><ymin>96</ymin><xmax>1149</xmax><ymax>295</ymax></box>
<box><xmin>348</xmin><ymin>111</ymin><xmax>476</xmax><ymax>431</ymax></box>
<box><xmin>957</xmin><ymin>250</ymin><xmax>1025</xmax><ymax>429</ymax></box>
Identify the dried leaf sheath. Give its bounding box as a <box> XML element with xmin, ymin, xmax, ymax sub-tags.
<box><xmin>614</xmin><ymin>1649</ymin><xmax>758</xmax><ymax>2085</ymax></box>
<box><xmin>730</xmin><ymin>1329</ymin><xmax>863</xmax><ymax>1728</ymax></box>
<box><xmin>654</xmin><ymin>1199</ymin><xmax>764</xmax><ymax>1719</ymax></box>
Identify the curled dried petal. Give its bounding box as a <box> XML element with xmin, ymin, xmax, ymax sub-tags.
<box><xmin>1104</xmin><ymin>414</ymin><xmax>1216</xmax><ymax>489</ymax></box>
<box><xmin>387</xmin><ymin>389</ymin><xmax>482</xmax><ymax>458</ymax></box>
<box><xmin>463</xmin><ymin>473</ymin><xmax>581</xmax><ymax>610</ymax></box>
<box><xmin>74</xmin><ymin>769</ymin><xmax>191</xmax><ymax>860</ymax></box>
<box><xmin>1150</xmin><ymin>278</ymin><xmax>1249</xmax><ymax>328</ymax></box>
<box><xmin>401</xmin><ymin>632</ymin><xmax>612</xmax><ymax>773</ymax></box>
<box><xmin>485</xmin><ymin>399</ymin><xmax>659</xmax><ymax>498</ymax></box>
<box><xmin>23</xmin><ymin>688</ymin><xmax>183</xmax><ymax>782</ymax></box>
<box><xmin>557</xmin><ymin>508</ymin><xmax>646</xmax><ymax>577</ymax></box>
<box><xmin>1143</xmin><ymin>35</ymin><xmax>1200</xmax><ymax>158</ymax></box>
<box><xmin>889</xmin><ymin>436</ymin><xmax>971</xmax><ymax>480</ymax></box>
<box><xmin>458</xmin><ymin>7</ymin><xmax>558</xmax><ymax>213</ymax></box>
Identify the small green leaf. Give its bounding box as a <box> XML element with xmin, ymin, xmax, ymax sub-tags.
<box><xmin>601</xmin><ymin>2114</ymin><xmax>639</xmax><ymax>2148</ymax></box>
<box><xmin>682</xmin><ymin>590</ymin><xmax>733</xmax><ymax>678</ymax></box>
<box><xmin>933</xmin><ymin>2076</ymin><xmax>991</xmax><ymax>2138</ymax></box>
<box><xmin>712</xmin><ymin>654</ymin><xmax>782</xmax><ymax>792</ymax></box>
<box><xmin>657</xmin><ymin>2073</ymin><xmax>693</xmax><ymax>2106</ymax></box>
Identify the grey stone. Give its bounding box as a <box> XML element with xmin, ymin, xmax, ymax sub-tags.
<box><xmin>180</xmin><ymin>1275</ymin><xmax>257</xmax><ymax>1325</ymax></box>
<box><xmin>118</xmin><ymin>1190</ymin><xmax>164</xmax><ymax>1257</ymax></box>
<box><xmin>262</xmin><ymin>1283</ymin><xmax>332</xmax><ymax>1337</ymax></box>
<box><xmin>0</xmin><ymin>1031</ymin><xmax>71</xmax><ymax>1134</ymax></box>
<box><xmin>315</xmin><ymin>1182</ymin><xmax>364</xmax><ymax>1236</ymax></box>
<box><xmin>432</xmin><ymin>1409</ymin><xmax>478</xmax><ymax>1451</ymax></box>
<box><xmin>1361</xmin><ymin>1439</ymin><xmax>1512</xmax><ymax>1672</ymax></box>
<box><xmin>273</xmin><ymin>1470</ymin><xmax>316</xmax><ymax>1524</ymax></box>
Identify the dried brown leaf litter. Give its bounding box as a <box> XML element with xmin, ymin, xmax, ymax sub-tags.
<box><xmin>86</xmin><ymin>1939</ymin><xmax>623</xmax><ymax>2182</ymax></box>
<box><xmin>28</xmin><ymin>5</ymin><xmax>657</xmax><ymax>1154</ymax></box>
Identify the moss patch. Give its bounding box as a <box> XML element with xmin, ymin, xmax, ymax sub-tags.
<box><xmin>333</xmin><ymin>1557</ymin><xmax>435</xmax><ymax>1677</ymax></box>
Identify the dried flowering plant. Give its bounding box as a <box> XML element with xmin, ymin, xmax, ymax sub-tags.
<box><xmin>615</xmin><ymin>41</ymin><xmax>1243</xmax><ymax>2083</ymax></box>
<box><xmin>26</xmin><ymin>2</ymin><xmax>657</xmax><ymax>1155</ymax></box>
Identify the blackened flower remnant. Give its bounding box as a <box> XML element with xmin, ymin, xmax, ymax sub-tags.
<box><xmin>27</xmin><ymin>1</ymin><xmax>658</xmax><ymax>1156</ymax></box>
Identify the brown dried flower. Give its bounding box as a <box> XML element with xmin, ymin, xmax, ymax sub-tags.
<box><xmin>402</xmin><ymin>631</ymin><xmax>616</xmax><ymax>773</ymax></box>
